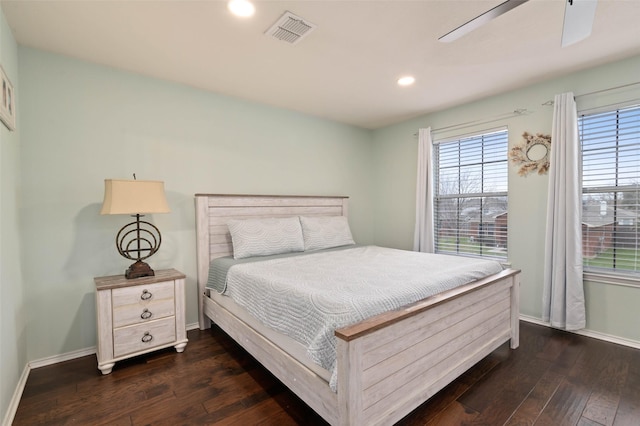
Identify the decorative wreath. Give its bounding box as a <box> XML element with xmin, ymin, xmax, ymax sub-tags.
<box><xmin>509</xmin><ymin>132</ymin><xmax>551</xmax><ymax>176</ymax></box>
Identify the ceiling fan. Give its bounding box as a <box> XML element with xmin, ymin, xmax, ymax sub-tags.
<box><xmin>439</xmin><ymin>0</ymin><xmax>598</xmax><ymax>47</ymax></box>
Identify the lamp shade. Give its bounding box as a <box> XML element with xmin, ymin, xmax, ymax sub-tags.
<box><xmin>100</xmin><ymin>179</ymin><xmax>170</xmax><ymax>215</ymax></box>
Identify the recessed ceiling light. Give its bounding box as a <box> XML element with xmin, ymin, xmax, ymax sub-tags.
<box><xmin>397</xmin><ymin>76</ymin><xmax>415</xmax><ymax>87</ymax></box>
<box><xmin>228</xmin><ymin>0</ymin><xmax>255</xmax><ymax>17</ymax></box>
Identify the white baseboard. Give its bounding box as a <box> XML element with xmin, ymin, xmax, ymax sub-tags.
<box><xmin>2</xmin><ymin>364</ymin><xmax>29</xmax><ymax>426</ymax></box>
<box><xmin>28</xmin><ymin>323</ymin><xmax>200</xmax><ymax>369</ymax></box>
<box><xmin>519</xmin><ymin>314</ymin><xmax>640</xmax><ymax>350</ymax></box>
<box><xmin>28</xmin><ymin>346</ymin><xmax>97</xmax><ymax>369</ymax></box>
<box><xmin>4</xmin><ymin>349</ymin><xmax>98</xmax><ymax>425</ymax></box>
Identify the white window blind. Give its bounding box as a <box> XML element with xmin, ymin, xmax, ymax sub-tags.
<box><xmin>434</xmin><ymin>128</ymin><xmax>508</xmax><ymax>260</ymax></box>
<box><xmin>580</xmin><ymin>104</ymin><xmax>640</xmax><ymax>276</ymax></box>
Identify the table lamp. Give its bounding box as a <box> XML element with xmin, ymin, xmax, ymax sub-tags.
<box><xmin>100</xmin><ymin>178</ymin><xmax>170</xmax><ymax>279</ymax></box>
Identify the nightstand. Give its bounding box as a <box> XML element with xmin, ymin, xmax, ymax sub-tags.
<box><xmin>94</xmin><ymin>268</ymin><xmax>188</xmax><ymax>374</ymax></box>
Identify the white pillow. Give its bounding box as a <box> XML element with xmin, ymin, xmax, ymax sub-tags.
<box><xmin>300</xmin><ymin>215</ymin><xmax>355</xmax><ymax>251</ymax></box>
<box><xmin>227</xmin><ymin>217</ymin><xmax>304</xmax><ymax>259</ymax></box>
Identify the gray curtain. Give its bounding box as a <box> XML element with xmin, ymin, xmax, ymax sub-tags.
<box><xmin>413</xmin><ymin>128</ymin><xmax>435</xmax><ymax>253</ymax></box>
<box><xmin>542</xmin><ymin>92</ymin><xmax>586</xmax><ymax>330</ymax></box>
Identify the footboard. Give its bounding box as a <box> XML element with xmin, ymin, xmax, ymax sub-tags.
<box><xmin>335</xmin><ymin>268</ymin><xmax>520</xmax><ymax>426</ymax></box>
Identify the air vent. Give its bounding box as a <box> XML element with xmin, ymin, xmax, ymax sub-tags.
<box><xmin>265</xmin><ymin>11</ymin><xmax>316</xmax><ymax>45</ymax></box>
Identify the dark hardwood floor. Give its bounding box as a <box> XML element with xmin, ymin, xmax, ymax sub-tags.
<box><xmin>12</xmin><ymin>322</ymin><xmax>640</xmax><ymax>425</ymax></box>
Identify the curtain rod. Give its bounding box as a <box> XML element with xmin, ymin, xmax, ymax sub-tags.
<box><xmin>542</xmin><ymin>81</ymin><xmax>640</xmax><ymax>106</ymax></box>
<box><xmin>413</xmin><ymin>108</ymin><xmax>530</xmax><ymax>137</ymax></box>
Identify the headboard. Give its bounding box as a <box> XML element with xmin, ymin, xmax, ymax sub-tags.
<box><xmin>194</xmin><ymin>194</ymin><xmax>349</xmax><ymax>329</ymax></box>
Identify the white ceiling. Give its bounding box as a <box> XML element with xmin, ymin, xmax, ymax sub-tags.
<box><xmin>2</xmin><ymin>0</ymin><xmax>640</xmax><ymax>129</ymax></box>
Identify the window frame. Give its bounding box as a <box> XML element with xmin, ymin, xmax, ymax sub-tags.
<box><xmin>579</xmin><ymin>103</ymin><xmax>640</xmax><ymax>284</ymax></box>
<box><xmin>433</xmin><ymin>127</ymin><xmax>509</xmax><ymax>261</ymax></box>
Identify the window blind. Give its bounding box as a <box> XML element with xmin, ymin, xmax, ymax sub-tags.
<box><xmin>434</xmin><ymin>128</ymin><xmax>508</xmax><ymax>260</ymax></box>
<box><xmin>580</xmin><ymin>104</ymin><xmax>640</xmax><ymax>276</ymax></box>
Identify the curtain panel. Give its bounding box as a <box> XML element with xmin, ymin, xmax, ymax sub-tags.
<box><xmin>413</xmin><ymin>128</ymin><xmax>435</xmax><ymax>253</ymax></box>
<box><xmin>542</xmin><ymin>92</ymin><xmax>586</xmax><ymax>330</ymax></box>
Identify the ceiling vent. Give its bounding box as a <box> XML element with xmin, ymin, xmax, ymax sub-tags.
<box><xmin>265</xmin><ymin>11</ymin><xmax>316</xmax><ymax>45</ymax></box>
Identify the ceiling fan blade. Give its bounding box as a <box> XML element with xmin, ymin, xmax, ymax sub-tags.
<box><xmin>439</xmin><ymin>0</ymin><xmax>530</xmax><ymax>43</ymax></box>
<box><xmin>561</xmin><ymin>0</ymin><xmax>597</xmax><ymax>47</ymax></box>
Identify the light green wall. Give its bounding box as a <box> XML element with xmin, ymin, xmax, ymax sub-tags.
<box><xmin>17</xmin><ymin>47</ymin><xmax>374</xmax><ymax>361</ymax></box>
<box><xmin>372</xmin><ymin>54</ymin><xmax>640</xmax><ymax>343</ymax></box>
<box><xmin>0</xmin><ymin>8</ymin><xmax>25</xmax><ymax>423</ymax></box>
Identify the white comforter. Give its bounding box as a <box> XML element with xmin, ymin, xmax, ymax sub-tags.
<box><xmin>222</xmin><ymin>245</ymin><xmax>504</xmax><ymax>391</ymax></box>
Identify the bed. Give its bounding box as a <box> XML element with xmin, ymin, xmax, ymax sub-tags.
<box><xmin>195</xmin><ymin>194</ymin><xmax>520</xmax><ymax>425</ymax></box>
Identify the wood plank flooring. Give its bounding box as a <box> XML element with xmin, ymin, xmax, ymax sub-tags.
<box><xmin>12</xmin><ymin>322</ymin><xmax>640</xmax><ymax>425</ymax></box>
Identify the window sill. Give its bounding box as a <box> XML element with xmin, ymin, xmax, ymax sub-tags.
<box><xmin>583</xmin><ymin>271</ymin><xmax>640</xmax><ymax>289</ymax></box>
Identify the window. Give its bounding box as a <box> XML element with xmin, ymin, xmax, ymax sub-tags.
<box><xmin>580</xmin><ymin>104</ymin><xmax>640</xmax><ymax>276</ymax></box>
<box><xmin>434</xmin><ymin>128</ymin><xmax>508</xmax><ymax>260</ymax></box>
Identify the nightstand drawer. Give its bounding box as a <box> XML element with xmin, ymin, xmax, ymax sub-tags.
<box><xmin>113</xmin><ymin>317</ymin><xmax>176</xmax><ymax>357</ymax></box>
<box><xmin>112</xmin><ymin>280</ymin><xmax>174</xmax><ymax>308</ymax></box>
<box><xmin>113</xmin><ymin>298</ymin><xmax>175</xmax><ymax>328</ymax></box>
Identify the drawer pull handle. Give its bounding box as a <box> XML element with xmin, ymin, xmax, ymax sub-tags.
<box><xmin>140</xmin><ymin>290</ymin><xmax>152</xmax><ymax>300</ymax></box>
<box><xmin>140</xmin><ymin>309</ymin><xmax>152</xmax><ymax>320</ymax></box>
<box><xmin>141</xmin><ymin>332</ymin><xmax>153</xmax><ymax>343</ymax></box>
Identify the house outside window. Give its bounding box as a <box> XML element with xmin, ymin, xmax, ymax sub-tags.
<box><xmin>433</xmin><ymin>128</ymin><xmax>508</xmax><ymax>260</ymax></box>
<box><xmin>580</xmin><ymin>104</ymin><xmax>640</xmax><ymax>276</ymax></box>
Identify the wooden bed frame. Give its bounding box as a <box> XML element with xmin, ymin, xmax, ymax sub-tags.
<box><xmin>195</xmin><ymin>194</ymin><xmax>520</xmax><ymax>426</ymax></box>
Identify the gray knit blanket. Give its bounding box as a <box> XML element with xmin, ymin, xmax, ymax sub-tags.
<box><xmin>211</xmin><ymin>245</ymin><xmax>503</xmax><ymax>391</ymax></box>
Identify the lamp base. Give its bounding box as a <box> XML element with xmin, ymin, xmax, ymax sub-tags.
<box><xmin>125</xmin><ymin>260</ymin><xmax>155</xmax><ymax>279</ymax></box>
